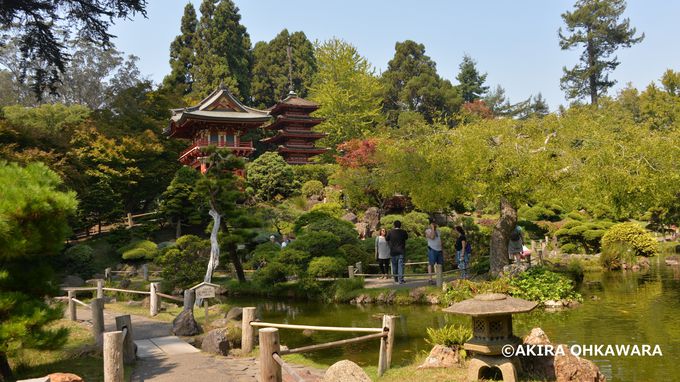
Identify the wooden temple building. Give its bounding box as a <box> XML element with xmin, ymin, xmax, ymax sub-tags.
<box><xmin>165</xmin><ymin>86</ymin><xmax>327</xmax><ymax>173</ymax></box>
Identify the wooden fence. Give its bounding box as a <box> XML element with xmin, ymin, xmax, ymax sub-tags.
<box><xmin>349</xmin><ymin>262</ymin><xmax>455</xmax><ymax>287</ymax></box>
<box><xmin>240</xmin><ymin>307</ymin><xmax>396</xmax><ymax>381</ymax></box>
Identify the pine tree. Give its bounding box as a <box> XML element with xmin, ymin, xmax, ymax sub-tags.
<box><xmin>164</xmin><ymin>3</ymin><xmax>197</xmax><ymax>95</ymax></box>
<box><xmin>559</xmin><ymin>0</ymin><xmax>644</xmax><ymax>104</ymax></box>
<box><xmin>381</xmin><ymin>40</ymin><xmax>461</xmax><ymax>125</ymax></box>
<box><xmin>251</xmin><ymin>29</ymin><xmax>317</xmax><ymax>108</ymax></box>
<box><xmin>456</xmin><ymin>54</ymin><xmax>489</xmax><ymax>103</ymax></box>
<box><xmin>192</xmin><ymin>0</ymin><xmax>252</xmax><ymax>99</ymax></box>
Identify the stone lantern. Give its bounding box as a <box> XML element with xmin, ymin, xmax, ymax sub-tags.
<box><xmin>443</xmin><ymin>293</ymin><xmax>537</xmax><ymax>382</ymax></box>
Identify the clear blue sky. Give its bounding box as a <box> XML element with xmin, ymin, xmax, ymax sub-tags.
<box><xmin>110</xmin><ymin>0</ymin><xmax>680</xmax><ymax>110</ymax></box>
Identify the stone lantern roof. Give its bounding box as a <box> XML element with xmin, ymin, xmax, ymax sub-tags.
<box><xmin>443</xmin><ymin>293</ymin><xmax>537</xmax><ymax>317</ymax></box>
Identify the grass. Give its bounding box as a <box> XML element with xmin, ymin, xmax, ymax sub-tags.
<box><xmin>10</xmin><ymin>319</ymin><xmax>132</xmax><ymax>382</ymax></box>
<box><xmin>106</xmin><ymin>301</ymin><xmax>232</xmax><ymax>327</ymax></box>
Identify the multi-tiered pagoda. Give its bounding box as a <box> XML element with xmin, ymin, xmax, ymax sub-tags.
<box><xmin>165</xmin><ymin>86</ymin><xmax>271</xmax><ymax>173</ymax></box>
<box><xmin>261</xmin><ymin>91</ymin><xmax>328</xmax><ymax>165</ymax></box>
<box><xmin>166</xmin><ymin>87</ymin><xmax>327</xmax><ymax>172</ymax></box>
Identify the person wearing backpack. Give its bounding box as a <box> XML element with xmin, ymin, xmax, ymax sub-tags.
<box><xmin>508</xmin><ymin>225</ymin><xmax>524</xmax><ymax>263</ymax></box>
<box><xmin>454</xmin><ymin>226</ymin><xmax>471</xmax><ymax>278</ymax></box>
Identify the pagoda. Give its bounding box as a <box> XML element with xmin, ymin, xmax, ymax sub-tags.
<box><xmin>165</xmin><ymin>86</ymin><xmax>271</xmax><ymax>173</ymax></box>
<box><xmin>261</xmin><ymin>91</ymin><xmax>328</xmax><ymax>165</ymax></box>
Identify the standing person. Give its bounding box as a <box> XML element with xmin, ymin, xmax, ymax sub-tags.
<box><xmin>425</xmin><ymin>218</ymin><xmax>443</xmax><ymax>285</ymax></box>
<box><xmin>455</xmin><ymin>226</ymin><xmax>470</xmax><ymax>279</ymax></box>
<box><xmin>281</xmin><ymin>234</ymin><xmax>291</xmax><ymax>248</ymax></box>
<box><xmin>508</xmin><ymin>225</ymin><xmax>524</xmax><ymax>263</ymax></box>
<box><xmin>269</xmin><ymin>235</ymin><xmax>280</xmax><ymax>248</ymax></box>
<box><xmin>375</xmin><ymin>228</ymin><xmax>391</xmax><ymax>279</ymax></box>
<box><xmin>386</xmin><ymin>220</ymin><xmax>408</xmax><ymax>284</ymax></box>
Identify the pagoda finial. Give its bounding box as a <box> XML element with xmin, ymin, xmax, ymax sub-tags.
<box><xmin>286</xmin><ymin>36</ymin><xmax>294</xmax><ymax>94</ymax></box>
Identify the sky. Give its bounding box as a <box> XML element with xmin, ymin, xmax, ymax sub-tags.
<box><xmin>110</xmin><ymin>0</ymin><xmax>680</xmax><ymax>110</ymax></box>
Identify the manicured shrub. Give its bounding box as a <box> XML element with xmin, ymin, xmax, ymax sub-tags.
<box><xmin>278</xmin><ymin>248</ymin><xmax>312</xmax><ymax>275</ymax></box>
<box><xmin>60</xmin><ymin>244</ymin><xmax>96</xmax><ymax>278</ymax></box>
<box><xmin>118</xmin><ymin>240</ymin><xmax>158</xmax><ymax>260</ymax></box>
<box><xmin>309</xmin><ymin>202</ymin><xmax>344</xmax><ymax>218</ymax></box>
<box><xmin>293</xmin><ymin>164</ymin><xmax>336</xmax><ymax>186</ymax></box>
<box><xmin>380</xmin><ymin>211</ymin><xmax>429</xmax><ymax>238</ymax></box>
<box><xmin>555</xmin><ymin>219</ymin><xmax>612</xmax><ymax>254</ymax></box>
<box><xmin>301</xmin><ymin>180</ymin><xmax>324</xmax><ymax>199</ymax></box>
<box><xmin>287</xmin><ymin>231</ymin><xmax>342</xmax><ymax>258</ymax></box>
<box><xmin>155</xmin><ymin>235</ymin><xmax>209</xmax><ymax>290</ymax></box>
<box><xmin>304</xmin><ymin>216</ymin><xmax>358</xmax><ymax>246</ymax></box>
<box><xmin>246</xmin><ymin>152</ymin><xmax>297</xmax><ymax>201</ymax></box>
<box><xmin>518</xmin><ymin>203</ymin><xmax>564</xmax><ymax>222</ymax></box>
<box><xmin>601</xmin><ymin>222</ymin><xmax>658</xmax><ymax>257</ymax></box>
<box><xmin>307</xmin><ymin>256</ymin><xmax>347</xmax><ymax>278</ymax></box>
<box><xmin>252</xmin><ymin>261</ymin><xmax>289</xmax><ymax>286</ymax></box>
<box><xmin>340</xmin><ymin>244</ymin><xmax>371</xmax><ymax>267</ymax></box>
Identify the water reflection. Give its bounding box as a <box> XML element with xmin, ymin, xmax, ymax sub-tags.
<box><xmin>227</xmin><ymin>255</ymin><xmax>679</xmax><ymax>381</ymax></box>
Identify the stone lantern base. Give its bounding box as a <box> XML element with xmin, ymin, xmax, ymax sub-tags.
<box><xmin>468</xmin><ymin>354</ymin><xmax>520</xmax><ymax>382</ymax></box>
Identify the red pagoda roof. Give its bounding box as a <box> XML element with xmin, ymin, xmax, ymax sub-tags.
<box><xmin>166</xmin><ymin>87</ymin><xmax>271</xmax><ymax>138</ymax></box>
<box><xmin>269</xmin><ymin>91</ymin><xmax>319</xmax><ymax>116</ymax></box>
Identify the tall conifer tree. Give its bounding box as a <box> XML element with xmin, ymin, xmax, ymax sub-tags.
<box><xmin>164</xmin><ymin>3</ymin><xmax>198</xmax><ymax>95</ymax></box>
<box><xmin>559</xmin><ymin>0</ymin><xmax>644</xmax><ymax>104</ymax></box>
<box><xmin>456</xmin><ymin>54</ymin><xmax>489</xmax><ymax>103</ymax></box>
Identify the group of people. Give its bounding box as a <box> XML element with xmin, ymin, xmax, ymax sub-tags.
<box><xmin>374</xmin><ymin>218</ymin><xmax>472</xmax><ymax>284</ymax></box>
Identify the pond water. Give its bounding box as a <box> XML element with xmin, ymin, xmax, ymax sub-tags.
<box><xmin>228</xmin><ymin>255</ymin><xmax>680</xmax><ymax>381</ymax></box>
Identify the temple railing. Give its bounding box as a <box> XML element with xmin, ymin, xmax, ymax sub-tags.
<box><xmin>179</xmin><ymin>140</ymin><xmax>254</xmax><ymax>159</ymax></box>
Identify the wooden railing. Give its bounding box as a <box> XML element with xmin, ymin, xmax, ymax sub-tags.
<box><xmin>241</xmin><ymin>307</ymin><xmax>396</xmax><ymax>380</ymax></box>
<box><xmin>180</xmin><ymin>139</ymin><xmax>255</xmax><ymax>159</ymax></box>
<box><xmin>349</xmin><ymin>261</ymin><xmax>457</xmax><ymax>287</ymax></box>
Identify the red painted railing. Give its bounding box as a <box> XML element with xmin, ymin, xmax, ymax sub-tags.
<box><xmin>180</xmin><ymin>140</ymin><xmax>254</xmax><ymax>159</ymax></box>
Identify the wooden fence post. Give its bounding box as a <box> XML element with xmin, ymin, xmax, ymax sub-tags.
<box><xmin>97</xmin><ymin>279</ymin><xmax>104</xmax><ymax>299</ymax></box>
<box><xmin>103</xmin><ymin>330</ymin><xmax>124</xmax><ymax>382</ymax></box>
<box><xmin>127</xmin><ymin>213</ymin><xmax>133</xmax><ymax>228</ymax></box>
<box><xmin>105</xmin><ymin>267</ymin><xmax>112</xmax><ymax>282</ymax></box>
<box><xmin>183</xmin><ymin>289</ymin><xmax>195</xmax><ymax>311</ymax></box>
<box><xmin>435</xmin><ymin>264</ymin><xmax>443</xmax><ymax>288</ymax></box>
<box><xmin>115</xmin><ymin>315</ymin><xmax>135</xmax><ymax>364</ymax></box>
<box><xmin>149</xmin><ymin>282</ymin><xmax>159</xmax><ymax>316</ymax></box>
<box><xmin>142</xmin><ymin>263</ymin><xmax>149</xmax><ymax>282</ymax></box>
<box><xmin>241</xmin><ymin>307</ymin><xmax>256</xmax><ymax>354</ymax></box>
<box><xmin>67</xmin><ymin>290</ymin><xmax>77</xmax><ymax>321</ymax></box>
<box><xmin>348</xmin><ymin>265</ymin><xmax>355</xmax><ymax>279</ymax></box>
<box><xmin>91</xmin><ymin>298</ymin><xmax>105</xmax><ymax>346</ymax></box>
<box><xmin>378</xmin><ymin>315</ymin><xmax>397</xmax><ymax>376</ymax></box>
<box><xmin>259</xmin><ymin>327</ymin><xmax>281</xmax><ymax>382</ymax></box>
<box><xmin>355</xmin><ymin>261</ymin><xmax>363</xmax><ymax>275</ymax></box>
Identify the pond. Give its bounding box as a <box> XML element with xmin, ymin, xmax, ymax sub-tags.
<box><xmin>227</xmin><ymin>255</ymin><xmax>680</xmax><ymax>381</ymax></box>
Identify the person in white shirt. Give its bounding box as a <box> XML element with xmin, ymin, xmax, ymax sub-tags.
<box><xmin>425</xmin><ymin>218</ymin><xmax>443</xmax><ymax>285</ymax></box>
<box><xmin>375</xmin><ymin>228</ymin><xmax>391</xmax><ymax>279</ymax></box>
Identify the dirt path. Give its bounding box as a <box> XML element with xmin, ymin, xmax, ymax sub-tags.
<box><xmin>73</xmin><ymin>308</ymin><xmax>325</xmax><ymax>382</ymax></box>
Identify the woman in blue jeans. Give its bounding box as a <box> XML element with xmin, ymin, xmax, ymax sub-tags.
<box><xmin>454</xmin><ymin>226</ymin><xmax>470</xmax><ymax>278</ymax></box>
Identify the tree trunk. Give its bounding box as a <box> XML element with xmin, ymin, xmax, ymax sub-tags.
<box><xmin>175</xmin><ymin>217</ymin><xmax>182</xmax><ymax>239</ymax></box>
<box><xmin>587</xmin><ymin>35</ymin><xmax>598</xmax><ymax>105</ymax></box>
<box><xmin>204</xmin><ymin>207</ymin><xmax>221</xmax><ymax>284</ymax></box>
<box><xmin>0</xmin><ymin>352</ymin><xmax>12</xmax><ymax>382</ymax></box>
<box><xmin>230</xmin><ymin>245</ymin><xmax>246</xmax><ymax>283</ymax></box>
<box><xmin>490</xmin><ymin>196</ymin><xmax>517</xmax><ymax>276</ymax></box>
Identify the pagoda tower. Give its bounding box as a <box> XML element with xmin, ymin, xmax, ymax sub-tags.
<box><xmin>261</xmin><ymin>91</ymin><xmax>328</xmax><ymax>164</ymax></box>
<box><xmin>165</xmin><ymin>86</ymin><xmax>271</xmax><ymax>173</ymax></box>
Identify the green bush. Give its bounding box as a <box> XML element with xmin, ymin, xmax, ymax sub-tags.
<box><xmin>301</xmin><ymin>180</ymin><xmax>324</xmax><ymax>199</ymax></box>
<box><xmin>309</xmin><ymin>202</ymin><xmax>344</xmax><ymax>218</ymax></box>
<box><xmin>247</xmin><ymin>241</ymin><xmax>281</xmax><ymax>268</ymax></box>
<box><xmin>303</xmin><ymin>214</ymin><xmax>358</xmax><ymax>246</ymax></box>
<box><xmin>380</xmin><ymin>212</ymin><xmax>429</xmax><ymax>238</ymax></box>
<box><xmin>508</xmin><ymin>267</ymin><xmax>581</xmax><ymax>304</ymax></box>
<box><xmin>406</xmin><ymin>237</ymin><xmax>428</xmax><ymax>263</ymax></box>
<box><xmin>252</xmin><ymin>261</ymin><xmax>289</xmax><ymax>286</ymax></box>
<box><xmin>340</xmin><ymin>244</ymin><xmax>372</xmax><ymax>267</ymax></box>
<box><xmin>555</xmin><ymin>219</ymin><xmax>612</xmax><ymax>254</ymax></box>
<box><xmin>293</xmin><ymin>164</ymin><xmax>336</xmax><ymax>186</ymax></box>
<box><xmin>425</xmin><ymin>324</ymin><xmax>473</xmax><ymax>348</ymax></box>
<box><xmin>331</xmin><ymin>278</ymin><xmax>365</xmax><ymax>301</ymax></box>
<box><xmin>518</xmin><ymin>203</ymin><xmax>564</xmax><ymax>222</ymax></box>
<box><xmin>287</xmin><ymin>231</ymin><xmax>342</xmax><ymax>258</ymax></box>
<box><xmin>60</xmin><ymin>244</ymin><xmax>96</xmax><ymax>278</ymax></box>
<box><xmin>307</xmin><ymin>256</ymin><xmax>347</xmax><ymax>278</ymax></box>
<box><xmin>246</xmin><ymin>152</ymin><xmax>297</xmax><ymax>201</ymax></box>
<box><xmin>601</xmin><ymin>222</ymin><xmax>658</xmax><ymax>257</ymax></box>
<box><xmin>155</xmin><ymin>235</ymin><xmax>209</xmax><ymax>290</ymax></box>
<box><xmin>118</xmin><ymin>240</ymin><xmax>158</xmax><ymax>260</ymax></box>
<box><xmin>277</xmin><ymin>248</ymin><xmax>312</xmax><ymax>275</ymax></box>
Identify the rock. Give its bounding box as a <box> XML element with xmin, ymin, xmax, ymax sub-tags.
<box><xmin>544</xmin><ymin>300</ymin><xmax>564</xmax><ymax>308</ymax></box>
<box><xmin>225</xmin><ymin>307</ymin><xmax>243</xmax><ymax>321</ymax></box>
<box><xmin>61</xmin><ymin>275</ymin><xmax>85</xmax><ymax>287</ymax></box>
<box><xmin>363</xmin><ymin>207</ymin><xmax>380</xmax><ymax>234</ymax></box>
<box><xmin>637</xmin><ymin>257</ymin><xmax>650</xmax><ymax>267</ymax></box>
<box><xmin>206</xmin><ymin>318</ymin><xmax>231</xmax><ymax>331</ymax></box>
<box><xmin>47</xmin><ymin>373</ymin><xmax>84</xmax><ymax>382</ymax></box>
<box><xmin>425</xmin><ymin>294</ymin><xmax>440</xmax><ymax>305</ymax></box>
<box><xmin>302</xmin><ymin>329</ymin><xmax>316</xmax><ymax>337</ymax></box>
<box><xmin>417</xmin><ymin>345</ymin><xmax>461</xmax><ymax>369</ymax></box>
<box><xmin>665</xmin><ymin>255</ymin><xmax>680</xmax><ymax>266</ymax></box>
<box><xmin>500</xmin><ymin>263</ymin><xmax>530</xmax><ymax>277</ymax></box>
<box><xmin>323</xmin><ymin>360</ymin><xmax>371</xmax><ymax>382</ymax></box>
<box><xmin>631</xmin><ymin>264</ymin><xmax>641</xmax><ymax>272</ymax></box>
<box><xmin>554</xmin><ymin>344</ymin><xmax>607</xmax><ymax>382</ymax></box>
<box><xmin>524</xmin><ymin>327</ymin><xmax>551</xmax><ymax>345</ymax></box>
<box><xmin>351</xmin><ymin>294</ymin><xmax>373</xmax><ymax>304</ymax></box>
<box><xmin>354</xmin><ymin>222</ymin><xmax>368</xmax><ymax>239</ymax></box>
<box><xmin>172</xmin><ymin>309</ymin><xmax>201</xmax><ymax>336</ymax></box>
<box><xmin>119</xmin><ymin>278</ymin><xmax>131</xmax><ymax>289</ymax></box>
<box><xmin>409</xmin><ymin>287</ymin><xmax>426</xmax><ymax>302</ymax></box>
<box><xmin>342</xmin><ymin>212</ymin><xmax>358</xmax><ymax>223</ymax></box>
<box><xmin>201</xmin><ymin>326</ymin><xmax>241</xmax><ymax>356</ymax></box>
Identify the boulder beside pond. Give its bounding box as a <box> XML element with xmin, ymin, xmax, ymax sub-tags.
<box><xmin>323</xmin><ymin>360</ymin><xmax>371</xmax><ymax>382</ymax></box>
<box><xmin>417</xmin><ymin>345</ymin><xmax>463</xmax><ymax>369</ymax></box>
<box><xmin>225</xmin><ymin>307</ymin><xmax>243</xmax><ymax>321</ymax></box>
<box><xmin>201</xmin><ymin>326</ymin><xmax>241</xmax><ymax>356</ymax></box>
<box><xmin>172</xmin><ymin>309</ymin><xmax>201</xmax><ymax>336</ymax></box>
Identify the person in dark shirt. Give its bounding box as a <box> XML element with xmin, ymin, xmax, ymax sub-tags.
<box><xmin>386</xmin><ymin>220</ymin><xmax>408</xmax><ymax>284</ymax></box>
<box><xmin>454</xmin><ymin>226</ymin><xmax>471</xmax><ymax>278</ymax></box>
